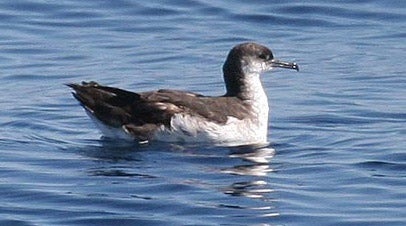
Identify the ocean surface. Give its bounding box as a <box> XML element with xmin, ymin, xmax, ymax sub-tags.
<box><xmin>0</xmin><ymin>0</ymin><xmax>405</xmax><ymax>225</ymax></box>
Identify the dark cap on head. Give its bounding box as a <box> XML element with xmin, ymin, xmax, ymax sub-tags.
<box><xmin>222</xmin><ymin>42</ymin><xmax>298</xmax><ymax>99</ymax></box>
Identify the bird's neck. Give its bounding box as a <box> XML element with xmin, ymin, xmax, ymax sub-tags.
<box><xmin>223</xmin><ymin>66</ymin><xmax>267</xmax><ymax>101</ymax></box>
<box><xmin>229</xmin><ymin>72</ymin><xmax>269</xmax><ymax>142</ymax></box>
<box><xmin>224</xmin><ymin>69</ymin><xmax>269</xmax><ymax>112</ymax></box>
<box><xmin>240</xmin><ymin>72</ymin><xmax>269</xmax><ymax>114</ymax></box>
<box><xmin>222</xmin><ymin>57</ymin><xmax>266</xmax><ymax>100</ymax></box>
<box><xmin>223</xmin><ymin>67</ymin><xmax>269</xmax><ymax>141</ymax></box>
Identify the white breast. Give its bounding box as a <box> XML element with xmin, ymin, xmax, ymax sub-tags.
<box><xmin>152</xmin><ymin>112</ymin><xmax>268</xmax><ymax>146</ymax></box>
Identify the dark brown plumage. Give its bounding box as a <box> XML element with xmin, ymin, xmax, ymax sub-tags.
<box><xmin>67</xmin><ymin>81</ymin><xmax>252</xmax><ymax>140</ymax></box>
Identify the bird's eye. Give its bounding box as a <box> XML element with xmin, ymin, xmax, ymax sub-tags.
<box><xmin>258</xmin><ymin>53</ymin><xmax>268</xmax><ymax>60</ymax></box>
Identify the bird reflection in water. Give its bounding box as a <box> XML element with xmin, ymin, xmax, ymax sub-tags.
<box><xmin>82</xmin><ymin>141</ymin><xmax>279</xmax><ymax>218</ymax></box>
<box><xmin>221</xmin><ymin>144</ymin><xmax>278</xmax><ymax>217</ymax></box>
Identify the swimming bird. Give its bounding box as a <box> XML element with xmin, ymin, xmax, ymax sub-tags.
<box><xmin>68</xmin><ymin>42</ymin><xmax>298</xmax><ymax>146</ymax></box>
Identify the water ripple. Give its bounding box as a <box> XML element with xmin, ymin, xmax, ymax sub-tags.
<box><xmin>0</xmin><ymin>0</ymin><xmax>405</xmax><ymax>225</ymax></box>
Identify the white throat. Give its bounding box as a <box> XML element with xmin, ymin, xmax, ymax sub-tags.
<box><xmin>241</xmin><ymin>72</ymin><xmax>269</xmax><ymax>141</ymax></box>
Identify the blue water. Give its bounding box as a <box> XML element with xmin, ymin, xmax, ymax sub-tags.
<box><xmin>1</xmin><ymin>0</ymin><xmax>405</xmax><ymax>225</ymax></box>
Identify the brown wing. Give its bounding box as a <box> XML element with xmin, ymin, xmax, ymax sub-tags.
<box><xmin>140</xmin><ymin>88</ymin><xmax>252</xmax><ymax>123</ymax></box>
<box><xmin>67</xmin><ymin>82</ymin><xmax>252</xmax><ymax>138</ymax></box>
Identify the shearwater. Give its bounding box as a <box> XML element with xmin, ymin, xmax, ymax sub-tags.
<box><xmin>68</xmin><ymin>42</ymin><xmax>299</xmax><ymax>146</ymax></box>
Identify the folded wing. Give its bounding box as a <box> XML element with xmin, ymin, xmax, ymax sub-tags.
<box><xmin>68</xmin><ymin>81</ymin><xmax>251</xmax><ymax>140</ymax></box>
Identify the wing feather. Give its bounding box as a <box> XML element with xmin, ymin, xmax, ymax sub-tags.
<box><xmin>68</xmin><ymin>82</ymin><xmax>252</xmax><ymax>139</ymax></box>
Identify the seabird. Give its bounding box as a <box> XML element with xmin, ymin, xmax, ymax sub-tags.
<box><xmin>68</xmin><ymin>42</ymin><xmax>298</xmax><ymax>146</ymax></box>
